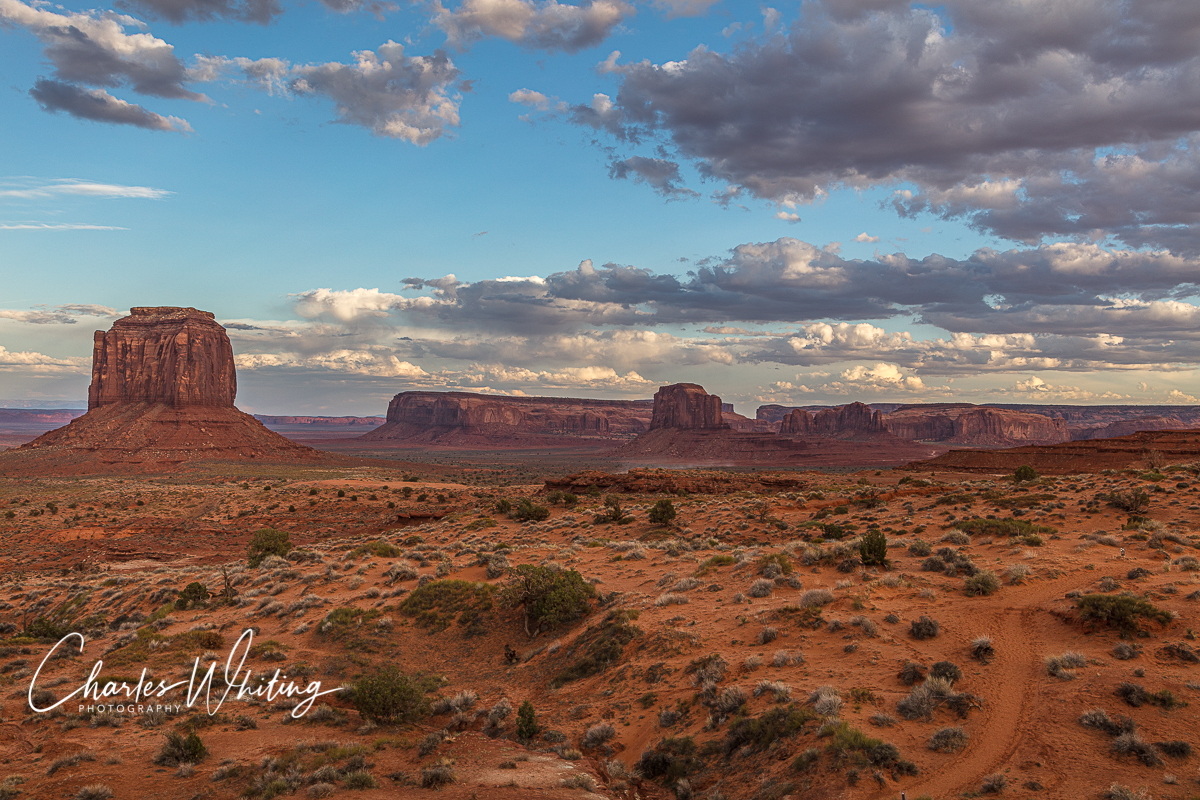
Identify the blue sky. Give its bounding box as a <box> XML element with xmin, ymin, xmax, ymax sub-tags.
<box><xmin>3</xmin><ymin>0</ymin><xmax>1200</xmax><ymax>414</ymax></box>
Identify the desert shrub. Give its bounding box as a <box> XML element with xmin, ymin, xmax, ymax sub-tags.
<box><xmin>799</xmin><ymin>588</ymin><xmax>834</xmax><ymax>607</ymax></box>
<box><xmin>859</xmin><ymin>529</ymin><xmax>889</xmax><ymax>567</ymax></box>
<box><xmin>908</xmin><ymin>539</ymin><xmax>932</xmax><ymax>557</ymax></box>
<box><xmin>655</xmin><ymin>593</ymin><xmax>689</xmax><ymax>607</ymax></box>
<box><xmin>1079</xmin><ymin>708</ymin><xmax>1135</xmax><ymax>736</ymax></box>
<box><xmin>247</xmin><ymin>528</ymin><xmax>292</xmax><ymax>568</ymax></box>
<box><xmin>343</xmin><ymin>770</ymin><xmax>378</xmax><ymax>789</ymax></box>
<box><xmin>1156</xmin><ymin>740</ymin><xmax>1192</xmax><ymax>758</ymax></box>
<box><xmin>1112</xmin><ymin>642</ymin><xmax>1139</xmax><ymax>660</ymax></box>
<box><xmin>516</xmin><ymin>700</ymin><xmax>539</xmax><ymax>741</ymax></box>
<box><xmin>1014</xmin><ymin>465</ymin><xmax>1038</xmax><ymax>482</ymax></box>
<box><xmin>955</xmin><ymin>518</ymin><xmax>1056</xmax><ymax>538</ymax></box>
<box><xmin>648</xmin><ymin>499</ymin><xmax>677</xmax><ymax>526</ymax></box>
<box><xmin>175</xmin><ymin>582</ymin><xmax>209</xmax><ymax>610</ymax></box>
<box><xmin>722</xmin><ymin>705</ymin><xmax>815</xmax><ymax>753</ymax></box>
<box><xmin>1044</xmin><ymin>651</ymin><xmax>1086</xmax><ymax>680</ymax></box>
<box><xmin>352</xmin><ymin>540</ymin><xmax>400</xmax><ymax>558</ymax></box>
<box><xmin>970</xmin><ymin>636</ymin><xmax>995</xmax><ymax>663</ymax></box>
<box><xmin>928</xmin><ymin>726</ymin><xmax>969</xmax><ymax>752</ymax></box>
<box><xmin>583</xmin><ymin>721</ymin><xmax>616</xmax><ymax>749</ymax></box>
<box><xmin>154</xmin><ymin>731</ymin><xmax>206</xmax><ymax>766</ymax></box>
<box><xmin>421</xmin><ymin>764</ymin><xmax>456</xmax><ymax>788</ymax></box>
<box><xmin>512</xmin><ymin>498</ymin><xmax>550</xmax><ymax>522</ymax></box>
<box><xmin>963</xmin><ymin>570</ymin><xmax>999</xmax><ymax>596</ymax></box>
<box><xmin>73</xmin><ymin>787</ymin><xmax>113</xmax><ymax>800</ymax></box>
<box><xmin>351</xmin><ymin>666</ymin><xmax>427</xmax><ymax>724</ymax></box>
<box><xmin>910</xmin><ymin>615</ymin><xmax>939</xmax><ymax>640</ymax></box>
<box><xmin>501</xmin><ymin>564</ymin><xmax>595</xmax><ymax>637</ymax></box>
<box><xmin>897</xmin><ymin>677</ymin><xmax>975</xmax><ymax>721</ymax></box>
<box><xmin>747</xmin><ymin>578</ymin><xmax>774</xmax><ymax>598</ymax></box>
<box><xmin>398</xmin><ymin>580</ymin><xmax>495</xmax><ymax>633</ymax></box>
<box><xmin>637</xmin><ymin>737</ymin><xmax>702</xmax><ymax>783</ymax></box>
<box><xmin>921</xmin><ymin>556</ymin><xmax>946</xmax><ymax>572</ymax></box>
<box><xmin>1112</xmin><ymin>732</ymin><xmax>1162</xmax><ymax>766</ymax></box>
<box><xmin>792</xmin><ymin>747</ymin><xmax>821</xmax><ymax>772</ymax></box>
<box><xmin>1105</xmin><ymin>489</ymin><xmax>1151</xmax><ymax>513</ymax></box>
<box><xmin>930</xmin><ymin>661</ymin><xmax>961</xmax><ymax>682</ymax></box>
<box><xmin>1076</xmin><ymin>594</ymin><xmax>1172</xmax><ymax>632</ymax></box>
<box><xmin>758</xmin><ymin>626</ymin><xmax>778</xmax><ymax>645</ymax></box>
<box><xmin>898</xmin><ymin>662</ymin><xmax>925</xmax><ymax>686</ymax></box>
<box><xmin>594</xmin><ymin>496</ymin><xmax>633</xmax><ymax>524</ymax></box>
<box><xmin>1105</xmin><ymin>785</ymin><xmax>1151</xmax><ymax>800</ymax></box>
<box><xmin>980</xmin><ymin>773</ymin><xmax>1006</xmax><ymax>793</ymax></box>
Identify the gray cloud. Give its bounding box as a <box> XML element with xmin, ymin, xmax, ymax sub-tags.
<box><xmin>432</xmin><ymin>0</ymin><xmax>633</xmax><ymax>53</ymax></box>
<box><xmin>609</xmin><ymin>156</ymin><xmax>698</xmax><ymax>199</ymax></box>
<box><xmin>204</xmin><ymin>44</ymin><xmax>461</xmax><ymax>143</ymax></box>
<box><xmin>565</xmin><ymin>0</ymin><xmax>1200</xmax><ymax>250</ymax></box>
<box><xmin>115</xmin><ymin>0</ymin><xmax>282</xmax><ymax>24</ymax></box>
<box><xmin>0</xmin><ymin>303</ymin><xmax>122</xmax><ymax>323</ymax></box>
<box><xmin>29</xmin><ymin>80</ymin><xmax>192</xmax><ymax>131</ymax></box>
<box><xmin>382</xmin><ymin>239</ymin><xmax>1200</xmax><ymax>337</ymax></box>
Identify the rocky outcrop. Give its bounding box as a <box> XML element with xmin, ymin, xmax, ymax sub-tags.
<box><xmin>775</xmin><ymin>403</ymin><xmax>887</xmax><ymax>438</ymax></box>
<box><xmin>779</xmin><ymin>408</ymin><xmax>814</xmax><ymax>435</ymax></box>
<box><xmin>5</xmin><ymin>307</ymin><xmax>332</xmax><ymax>473</ymax></box>
<box><xmin>359</xmin><ymin>391</ymin><xmax>653</xmax><ymax>446</ymax></box>
<box><xmin>88</xmin><ymin>307</ymin><xmax>236</xmax><ymax>409</ymax></box>
<box><xmin>883</xmin><ymin>404</ymin><xmax>1069</xmax><ymax>446</ymax></box>
<box><xmin>649</xmin><ymin>383</ymin><xmax>728</xmax><ymax>430</ymax></box>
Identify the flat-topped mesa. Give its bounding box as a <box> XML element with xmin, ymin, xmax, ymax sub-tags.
<box><xmin>359</xmin><ymin>391</ymin><xmax>654</xmax><ymax>445</ymax></box>
<box><xmin>649</xmin><ymin>383</ymin><xmax>729</xmax><ymax>431</ymax></box>
<box><xmin>88</xmin><ymin>307</ymin><xmax>236</xmax><ymax>410</ymax></box>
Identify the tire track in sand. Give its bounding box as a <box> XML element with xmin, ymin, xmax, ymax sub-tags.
<box><xmin>887</xmin><ymin>575</ymin><xmax>1092</xmax><ymax>799</ymax></box>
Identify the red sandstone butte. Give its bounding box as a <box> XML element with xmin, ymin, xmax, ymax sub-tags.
<box><xmin>2</xmin><ymin>307</ymin><xmax>328</xmax><ymax>474</ymax></box>
<box><xmin>88</xmin><ymin>307</ymin><xmax>236</xmax><ymax>409</ymax></box>
<box><xmin>612</xmin><ymin>383</ymin><xmax>812</xmax><ymax>464</ymax></box>
<box><xmin>648</xmin><ymin>383</ymin><xmax>728</xmax><ymax>430</ymax></box>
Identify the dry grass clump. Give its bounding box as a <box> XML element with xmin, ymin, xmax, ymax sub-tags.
<box><xmin>1113</xmin><ymin>732</ymin><xmax>1163</xmax><ymax>766</ymax></box>
<box><xmin>1045</xmin><ymin>651</ymin><xmax>1087</xmax><ymax>680</ymax></box>
<box><xmin>748</xmin><ymin>579</ymin><xmax>774</xmax><ymax>598</ymax></box>
<box><xmin>582</xmin><ymin>722</ymin><xmax>616</xmax><ymax>749</ymax></box>
<box><xmin>1079</xmin><ymin>708</ymin><xmax>1136</xmax><ymax>736</ymax></box>
<box><xmin>799</xmin><ymin>588</ymin><xmax>834</xmax><ymax>607</ymax></box>
<box><xmin>928</xmin><ymin>726</ymin><xmax>969</xmax><ymax>753</ymax></box>
<box><xmin>970</xmin><ymin>636</ymin><xmax>995</xmax><ymax>663</ymax></box>
<box><xmin>1104</xmin><ymin>785</ymin><xmax>1152</xmax><ymax>800</ymax></box>
<box><xmin>655</xmin><ymin>592</ymin><xmax>690</xmax><ymax>607</ymax></box>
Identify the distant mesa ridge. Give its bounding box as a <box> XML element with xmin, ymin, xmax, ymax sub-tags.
<box><xmin>359</xmin><ymin>390</ymin><xmax>654</xmax><ymax>445</ymax></box>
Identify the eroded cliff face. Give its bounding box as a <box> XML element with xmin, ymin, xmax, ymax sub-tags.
<box><xmin>88</xmin><ymin>307</ymin><xmax>236</xmax><ymax>410</ymax></box>
<box><xmin>779</xmin><ymin>402</ymin><xmax>887</xmax><ymax>438</ymax></box>
<box><xmin>648</xmin><ymin>383</ymin><xmax>728</xmax><ymax>430</ymax></box>
<box><xmin>884</xmin><ymin>405</ymin><xmax>1069</xmax><ymax>446</ymax></box>
<box><xmin>360</xmin><ymin>392</ymin><xmax>653</xmax><ymax>443</ymax></box>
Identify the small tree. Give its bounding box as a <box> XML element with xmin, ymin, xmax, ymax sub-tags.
<box><xmin>352</xmin><ymin>666</ymin><xmax>428</xmax><ymax>724</ymax></box>
<box><xmin>502</xmin><ymin>564</ymin><xmax>595</xmax><ymax>638</ymax></box>
<box><xmin>648</xmin><ymin>499</ymin><xmax>677</xmax><ymax>526</ymax></box>
<box><xmin>516</xmin><ymin>700</ymin><xmax>539</xmax><ymax>741</ymax></box>
<box><xmin>512</xmin><ymin>498</ymin><xmax>550</xmax><ymax>522</ymax></box>
<box><xmin>247</xmin><ymin>528</ymin><xmax>291</xmax><ymax>567</ymax></box>
<box><xmin>176</xmin><ymin>582</ymin><xmax>209</xmax><ymax>611</ymax></box>
<box><xmin>595</xmin><ymin>495</ymin><xmax>633</xmax><ymax>524</ymax></box>
<box><xmin>859</xmin><ymin>528</ymin><xmax>889</xmax><ymax>567</ymax></box>
<box><xmin>1013</xmin><ymin>465</ymin><xmax>1038</xmax><ymax>483</ymax></box>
